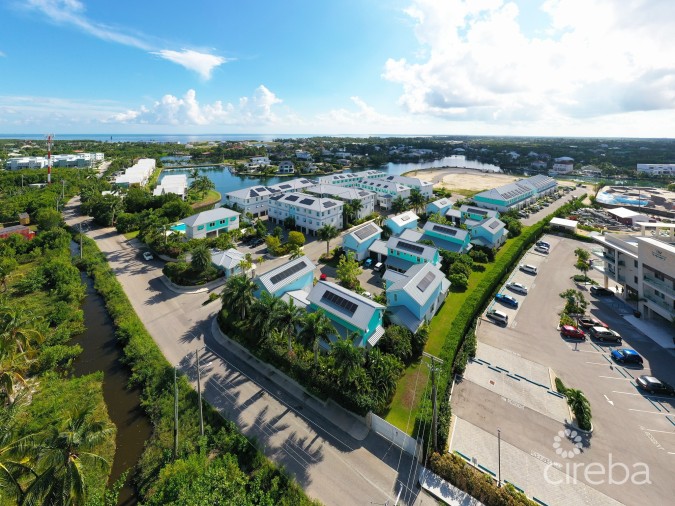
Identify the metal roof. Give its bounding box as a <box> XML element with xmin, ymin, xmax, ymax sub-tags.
<box><xmin>307</xmin><ymin>281</ymin><xmax>384</xmax><ymax>331</ymax></box>
<box><xmin>387</xmin><ymin>262</ymin><xmax>447</xmax><ymax>307</ymax></box>
<box><xmin>386</xmin><ymin>236</ymin><xmax>437</xmax><ymax>261</ymax></box>
<box><xmin>181</xmin><ymin>207</ymin><xmax>240</xmax><ymax>228</ymax></box>
<box><xmin>211</xmin><ymin>248</ymin><xmax>245</xmax><ymax>270</ymax></box>
<box><xmin>256</xmin><ymin>255</ymin><xmax>316</xmax><ymax>293</ymax></box>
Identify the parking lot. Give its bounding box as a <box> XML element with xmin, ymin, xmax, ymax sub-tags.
<box><xmin>453</xmin><ymin>235</ymin><xmax>675</xmax><ymax>505</ymax></box>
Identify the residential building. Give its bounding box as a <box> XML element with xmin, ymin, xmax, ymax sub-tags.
<box><xmin>114</xmin><ymin>158</ymin><xmax>156</xmax><ymax>187</ymax></box>
<box><xmin>342</xmin><ymin>222</ymin><xmax>382</xmax><ymax>261</ymax></box>
<box><xmin>268</xmin><ymin>192</ymin><xmax>344</xmax><ymax>235</ymax></box>
<box><xmin>153</xmin><ymin>174</ymin><xmax>188</xmax><ymax>199</ymax></box>
<box><xmin>386</xmin><ymin>263</ymin><xmax>450</xmax><ymax>333</ymax></box>
<box><xmin>469</xmin><ymin>217</ymin><xmax>508</xmax><ymax>249</ymax></box>
<box><xmin>380</xmin><ymin>175</ymin><xmax>434</xmax><ymax>199</ymax></box>
<box><xmin>306</xmin><ymin>281</ymin><xmax>385</xmax><ymax>348</ymax></box>
<box><xmin>591</xmin><ymin>223</ymin><xmax>675</xmax><ymax>323</ymax></box>
<box><xmin>420</xmin><ymin>221</ymin><xmax>472</xmax><ymax>253</ymax></box>
<box><xmin>426</xmin><ymin>198</ymin><xmax>453</xmax><ymax>216</ymax></box>
<box><xmin>278</xmin><ymin>161</ymin><xmax>295</xmax><ymax>173</ymax></box>
<box><xmin>0</xmin><ymin>225</ymin><xmax>35</xmax><ymax>240</ymax></box>
<box><xmin>636</xmin><ymin>163</ymin><xmax>675</xmax><ymax>176</ymax></box>
<box><xmin>305</xmin><ymin>184</ymin><xmax>375</xmax><ymax>221</ymax></box>
<box><xmin>223</xmin><ymin>185</ymin><xmax>278</xmax><ymax>217</ymax></box>
<box><xmin>358</xmin><ymin>179</ymin><xmax>411</xmax><ymax>208</ymax></box>
<box><xmin>316</xmin><ymin>173</ymin><xmax>362</xmax><ymax>187</ymax></box>
<box><xmin>180</xmin><ymin>207</ymin><xmax>240</xmax><ymax>239</ymax></box>
<box><xmin>6</xmin><ymin>153</ymin><xmax>104</xmax><ymax>170</ymax></box>
<box><xmin>550</xmin><ymin>157</ymin><xmax>574</xmax><ymax>175</ymax></box>
<box><xmin>254</xmin><ymin>256</ymin><xmax>316</xmax><ymax>298</ymax></box>
<box><xmin>211</xmin><ymin>248</ymin><xmax>251</xmax><ymax>278</ymax></box>
<box><xmin>295</xmin><ymin>150</ymin><xmax>313</xmax><ymax>161</ymax></box>
<box><xmin>385</xmin><ymin>236</ymin><xmax>440</xmax><ymax>273</ymax></box>
<box><xmin>268</xmin><ymin>178</ymin><xmax>316</xmax><ymax>194</ymax></box>
<box><xmin>250</xmin><ymin>156</ymin><xmax>271</xmax><ymax>166</ymax></box>
<box><xmin>384</xmin><ymin>211</ymin><xmax>419</xmax><ymax>237</ymax></box>
<box><xmin>473</xmin><ymin>175</ymin><xmax>557</xmax><ymax>213</ymax></box>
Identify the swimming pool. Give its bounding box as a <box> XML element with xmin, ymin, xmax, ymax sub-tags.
<box><xmin>596</xmin><ymin>192</ymin><xmax>649</xmax><ymax>207</ymax></box>
<box><xmin>171</xmin><ymin>223</ymin><xmax>187</xmax><ymax>232</ymax></box>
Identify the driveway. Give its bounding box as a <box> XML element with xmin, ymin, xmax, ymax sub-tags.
<box><xmin>63</xmin><ymin>197</ymin><xmax>434</xmax><ymax>506</ymax></box>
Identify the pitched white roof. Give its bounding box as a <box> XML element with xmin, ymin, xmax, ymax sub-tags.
<box><xmin>269</xmin><ymin>192</ymin><xmax>343</xmax><ymax>212</ymax></box>
<box><xmin>211</xmin><ymin>248</ymin><xmax>246</xmax><ymax>270</ymax></box>
<box><xmin>256</xmin><ymin>256</ymin><xmax>316</xmax><ymax>293</ymax></box>
<box><xmin>388</xmin><ymin>262</ymin><xmax>449</xmax><ymax>307</ymax></box>
<box><xmin>387</xmin><ymin>211</ymin><xmax>419</xmax><ymax>227</ymax></box>
<box><xmin>307</xmin><ymin>281</ymin><xmax>383</xmax><ymax>331</ymax></box>
<box><xmin>182</xmin><ymin>207</ymin><xmax>239</xmax><ymax>228</ymax></box>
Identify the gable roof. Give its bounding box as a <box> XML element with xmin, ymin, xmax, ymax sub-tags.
<box><xmin>388</xmin><ymin>262</ymin><xmax>449</xmax><ymax>307</ymax></box>
<box><xmin>428</xmin><ymin>198</ymin><xmax>451</xmax><ymax>210</ymax></box>
<box><xmin>307</xmin><ymin>281</ymin><xmax>384</xmax><ymax>331</ymax></box>
<box><xmin>211</xmin><ymin>248</ymin><xmax>246</xmax><ymax>270</ymax></box>
<box><xmin>346</xmin><ymin>222</ymin><xmax>382</xmax><ymax>244</ymax></box>
<box><xmin>422</xmin><ymin>221</ymin><xmax>469</xmax><ymax>242</ymax></box>
<box><xmin>267</xmin><ymin>178</ymin><xmax>314</xmax><ymax>193</ymax></box>
<box><xmin>387</xmin><ymin>211</ymin><xmax>419</xmax><ymax>228</ymax></box>
<box><xmin>182</xmin><ymin>207</ymin><xmax>239</xmax><ymax>228</ymax></box>
<box><xmin>306</xmin><ymin>183</ymin><xmax>375</xmax><ymax>201</ymax></box>
<box><xmin>256</xmin><ymin>255</ymin><xmax>316</xmax><ymax>293</ymax></box>
<box><xmin>225</xmin><ymin>185</ymin><xmax>278</xmax><ymax>199</ymax></box>
<box><xmin>476</xmin><ymin>217</ymin><xmax>506</xmax><ymax>234</ymax></box>
<box><xmin>386</xmin><ymin>236</ymin><xmax>438</xmax><ymax>261</ymax></box>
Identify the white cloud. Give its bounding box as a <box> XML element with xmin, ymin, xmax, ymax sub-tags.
<box><xmin>0</xmin><ymin>50</ymin><xmax>6</xmax><ymax>57</ymax></box>
<box><xmin>384</xmin><ymin>0</ymin><xmax>675</xmax><ymax>129</ymax></box>
<box><xmin>108</xmin><ymin>86</ymin><xmax>286</xmax><ymax>126</ymax></box>
<box><xmin>151</xmin><ymin>49</ymin><xmax>231</xmax><ymax>80</ymax></box>
<box><xmin>316</xmin><ymin>96</ymin><xmax>404</xmax><ymax>129</ymax></box>
<box><xmin>23</xmin><ymin>0</ymin><xmax>230</xmax><ymax>78</ymax></box>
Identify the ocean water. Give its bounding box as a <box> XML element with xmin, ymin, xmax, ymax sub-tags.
<box><xmin>0</xmin><ymin>133</ymin><xmax>415</xmax><ymax>143</ymax></box>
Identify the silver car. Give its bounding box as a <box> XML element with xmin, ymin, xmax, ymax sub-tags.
<box><xmin>506</xmin><ymin>282</ymin><xmax>528</xmax><ymax>295</ymax></box>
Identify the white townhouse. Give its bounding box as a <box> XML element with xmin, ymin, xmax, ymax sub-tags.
<box><xmin>550</xmin><ymin>157</ymin><xmax>574</xmax><ymax>175</ymax></box>
<box><xmin>153</xmin><ymin>174</ymin><xmax>188</xmax><ymax>199</ymax></box>
<box><xmin>223</xmin><ymin>178</ymin><xmax>316</xmax><ymax>217</ymax></box>
<box><xmin>6</xmin><ymin>152</ymin><xmax>104</xmax><ymax>170</ymax></box>
<box><xmin>356</xmin><ymin>178</ymin><xmax>411</xmax><ymax>208</ymax></box>
<box><xmin>636</xmin><ymin>164</ymin><xmax>675</xmax><ymax>176</ymax></box>
<box><xmin>113</xmin><ymin>158</ymin><xmax>156</xmax><ymax>187</ymax></box>
<box><xmin>250</xmin><ymin>156</ymin><xmax>271</xmax><ymax>166</ymax></box>
<box><xmin>305</xmin><ymin>184</ymin><xmax>375</xmax><ymax>220</ymax></box>
<box><xmin>268</xmin><ymin>192</ymin><xmax>344</xmax><ymax>235</ymax></box>
<box><xmin>380</xmin><ymin>174</ymin><xmax>434</xmax><ymax>199</ymax></box>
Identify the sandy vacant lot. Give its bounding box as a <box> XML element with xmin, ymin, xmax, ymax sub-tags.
<box><xmin>403</xmin><ymin>167</ymin><xmax>521</xmax><ymax>193</ymax></box>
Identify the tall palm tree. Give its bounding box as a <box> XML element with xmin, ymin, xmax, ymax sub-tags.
<box><xmin>288</xmin><ymin>244</ymin><xmax>303</xmax><ymax>260</ymax></box>
<box><xmin>317</xmin><ymin>224</ymin><xmax>339</xmax><ymax>257</ymax></box>
<box><xmin>330</xmin><ymin>338</ymin><xmax>364</xmax><ymax>387</ymax></box>
<box><xmin>221</xmin><ymin>275</ymin><xmax>256</xmax><ymax>321</ymax></box>
<box><xmin>366</xmin><ymin>348</ymin><xmax>402</xmax><ymax>407</ymax></box>
<box><xmin>350</xmin><ymin>199</ymin><xmax>363</xmax><ymax>221</ymax></box>
<box><xmin>408</xmin><ymin>189</ymin><xmax>426</xmax><ymax>214</ymax></box>
<box><xmin>565</xmin><ymin>388</ymin><xmax>592</xmax><ymax>430</ymax></box>
<box><xmin>274</xmin><ymin>299</ymin><xmax>304</xmax><ymax>354</ymax></box>
<box><xmin>391</xmin><ymin>196</ymin><xmax>408</xmax><ymax>214</ymax></box>
<box><xmin>299</xmin><ymin>310</ymin><xmax>336</xmax><ymax>364</ymax></box>
<box><xmin>190</xmin><ymin>244</ymin><xmax>212</xmax><ymax>273</ymax></box>
<box><xmin>23</xmin><ymin>407</ymin><xmax>113</xmax><ymax>506</ymax></box>
<box><xmin>249</xmin><ymin>292</ymin><xmax>284</xmax><ymax>345</ymax></box>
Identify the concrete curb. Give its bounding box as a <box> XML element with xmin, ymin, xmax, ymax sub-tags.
<box><xmin>160</xmin><ymin>274</ymin><xmax>226</xmax><ymax>294</ymax></box>
<box><xmin>210</xmin><ymin>318</ymin><xmax>371</xmax><ymax>441</ymax></box>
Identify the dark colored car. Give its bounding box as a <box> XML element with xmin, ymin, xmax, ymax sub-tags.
<box><xmin>560</xmin><ymin>325</ymin><xmax>585</xmax><ymax>340</ymax></box>
<box><xmin>611</xmin><ymin>349</ymin><xmax>643</xmax><ymax>365</ymax></box>
<box><xmin>578</xmin><ymin>317</ymin><xmax>608</xmax><ymax>329</ymax></box>
<box><xmin>636</xmin><ymin>375</ymin><xmax>675</xmax><ymax>395</ymax></box>
<box><xmin>590</xmin><ymin>286</ymin><xmax>614</xmax><ymax>297</ymax></box>
<box><xmin>319</xmin><ymin>273</ymin><xmax>328</xmax><ymax>281</ymax></box>
<box><xmin>588</xmin><ymin>326</ymin><xmax>622</xmax><ymax>343</ymax></box>
<box><xmin>495</xmin><ymin>293</ymin><xmax>519</xmax><ymax>308</ymax></box>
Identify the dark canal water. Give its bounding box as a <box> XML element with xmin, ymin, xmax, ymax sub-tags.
<box><xmin>72</xmin><ymin>274</ymin><xmax>152</xmax><ymax>505</ymax></box>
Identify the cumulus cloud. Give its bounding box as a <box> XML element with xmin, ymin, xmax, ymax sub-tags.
<box><xmin>384</xmin><ymin>0</ymin><xmax>675</xmax><ymax>125</ymax></box>
<box><xmin>108</xmin><ymin>86</ymin><xmax>285</xmax><ymax>126</ymax></box>
<box><xmin>23</xmin><ymin>0</ymin><xmax>230</xmax><ymax>78</ymax></box>
<box><xmin>316</xmin><ymin>96</ymin><xmax>403</xmax><ymax>129</ymax></box>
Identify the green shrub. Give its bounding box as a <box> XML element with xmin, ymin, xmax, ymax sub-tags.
<box><xmin>448</xmin><ymin>273</ymin><xmax>469</xmax><ymax>291</ymax></box>
<box><xmin>555</xmin><ymin>377</ymin><xmax>567</xmax><ymax>394</ymax></box>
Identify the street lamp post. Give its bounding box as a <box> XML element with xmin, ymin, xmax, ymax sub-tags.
<box><xmin>497</xmin><ymin>428</ymin><xmax>502</xmax><ymax>487</ymax></box>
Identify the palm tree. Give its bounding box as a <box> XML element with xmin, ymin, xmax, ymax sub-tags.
<box><xmin>288</xmin><ymin>244</ymin><xmax>303</xmax><ymax>260</ymax></box>
<box><xmin>317</xmin><ymin>224</ymin><xmax>339</xmax><ymax>257</ymax></box>
<box><xmin>221</xmin><ymin>275</ymin><xmax>256</xmax><ymax>321</ymax></box>
<box><xmin>408</xmin><ymin>189</ymin><xmax>426</xmax><ymax>214</ymax></box>
<box><xmin>274</xmin><ymin>299</ymin><xmax>304</xmax><ymax>354</ymax></box>
<box><xmin>350</xmin><ymin>199</ymin><xmax>363</xmax><ymax>220</ymax></box>
<box><xmin>565</xmin><ymin>388</ymin><xmax>592</xmax><ymax>430</ymax></box>
<box><xmin>190</xmin><ymin>244</ymin><xmax>212</xmax><ymax>273</ymax></box>
<box><xmin>249</xmin><ymin>292</ymin><xmax>284</xmax><ymax>345</ymax></box>
<box><xmin>391</xmin><ymin>196</ymin><xmax>408</xmax><ymax>214</ymax></box>
<box><xmin>366</xmin><ymin>348</ymin><xmax>402</xmax><ymax>407</ymax></box>
<box><xmin>330</xmin><ymin>338</ymin><xmax>364</xmax><ymax>387</ymax></box>
<box><xmin>23</xmin><ymin>407</ymin><xmax>113</xmax><ymax>506</ymax></box>
<box><xmin>299</xmin><ymin>310</ymin><xmax>336</xmax><ymax>364</ymax></box>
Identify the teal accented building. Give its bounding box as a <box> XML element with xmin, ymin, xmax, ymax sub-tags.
<box><xmin>181</xmin><ymin>207</ymin><xmax>240</xmax><ymax>239</ymax></box>
<box><xmin>473</xmin><ymin>175</ymin><xmax>557</xmax><ymax>213</ymax></box>
<box><xmin>420</xmin><ymin>221</ymin><xmax>472</xmax><ymax>253</ymax></box>
<box><xmin>254</xmin><ymin>256</ymin><xmax>316</xmax><ymax>298</ymax></box>
<box><xmin>306</xmin><ymin>281</ymin><xmax>385</xmax><ymax>348</ymax></box>
<box><xmin>342</xmin><ymin>222</ymin><xmax>382</xmax><ymax>261</ymax></box>
<box><xmin>385</xmin><ymin>236</ymin><xmax>440</xmax><ymax>273</ymax></box>
<box><xmin>384</xmin><ymin>211</ymin><xmax>419</xmax><ymax>237</ymax></box>
<box><xmin>426</xmin><ymin>198</ymin><xmax>453</xmax><ymax>216</ymax></box>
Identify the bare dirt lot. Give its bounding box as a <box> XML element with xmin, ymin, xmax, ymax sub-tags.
<box><xmin>403</xmin><ymin>167</ymin><xmax>522</xmax><ymax>193</ymax></box>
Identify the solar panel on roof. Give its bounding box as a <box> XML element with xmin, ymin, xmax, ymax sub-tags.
<box><xmin>299</xmin><ymin>198</ymin><xmax>315</xmax><ymax>205</ymax></box>
<box><xmin>468</xmin><ymin>207</ymin><xmax>488</xmax><ymax>216</ymax></box>
<box><xmin>323</xmin><ymin>201</ymin><xmax>337</xmax><ymax>208</ymax></box>
<box><xmin>269</xmin><ymin>260</ymin><xmax>307</xmax><ymax>285</ymax></box>
<box><xmin>432</xmin><ymin>224</ymin><xmax>457</xmax><ymax>236</ymax></box>
<box><xmin>249</xmin><ymin>190</ymin><xmax>258</xmax><ymax>197</ymax></box>
<box><xmin>397</xmin><ymin>241</ymin><xmax>424</xmax><ymax>254</ymax></box>
<box><xmin>300</xmin><ymin>179</ymin><xmax>310</xmax><ymax>183</ymax></box>
<box><xmin>488</xmin><ymin>220</ymin><xmax>501</xmax><ymax>229</ymax></box>
<box><xmin>400</xmin><ymin>215</ymin><xmax>410</xmax><ymax>222</ymax></box>
<box><xmin>354</xmin><ymin>223</ymin><xmax>377</xmax><ymax>240</ymax></box>
<box><xmin>321</xmin><ymin>290</ymin><xmax>358</xmax><ymax>316</ymax></box>
<box><xmin>279</xmin><ymin>184</ymin><xmax>291</xmax><ymax>189</ymax></box>
<box><xmin>255</xmin><ymin>187</ymin><xmax>266</xmax><ymax>192</ymax></box>
<box><xmin>416</xmin><ymin>271</ymin><xmax>436</xmax><ymax>292</ymax></box>
<box><xmin>286</xmin><ymin>195</ymin><xmax>299</xmax><ymax>202</ymax></box>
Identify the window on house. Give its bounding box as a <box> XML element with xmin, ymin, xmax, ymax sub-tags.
<box><xmin>198</xmin><ymin>225</ymin><xmax>204</xmax><ymax>230</ymax></box>
<box><xmin>393</xmin><ymin>294</ymin><xmax>397</xmax><ymax>302</ymax></box>
<box><xmin>209</xmin><ymin>222</ymin><xmax>215</xmax><ymax>227</ymax></box>
<box><xmin>634</xmin><ymin>276</ymin><xmax>638</xmax><ymax>283</ymax></box>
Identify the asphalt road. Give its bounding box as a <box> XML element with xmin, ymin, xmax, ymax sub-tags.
<box><xmin>63</xmin><ymin>197</ymin><xmax>437</xmax><ymax>506</ymax></box>
<box><xmin>476</xmin><ymin>235</ymin><xmax>675</xmax><ymax>504</ymax></box>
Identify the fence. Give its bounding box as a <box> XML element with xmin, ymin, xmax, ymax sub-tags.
<box><xmin>368</xmin><ymin>413</ymin><xmax>420</xmax><ymax>458</ymax></box>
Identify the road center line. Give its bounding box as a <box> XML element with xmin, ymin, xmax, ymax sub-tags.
<box><xmin>641</xmin><ymin>428</ymin><xmax>675</xmax><ymax>435</ymax></box>
<box><xmin>598</xmin><ymin>375</ymin><xmax>633</xmax><ymax>380</ymax></box>
<box><xmin>629</xmin><ymin>408</ymin><xmax>675</xmax><ymax>416</ymax></box>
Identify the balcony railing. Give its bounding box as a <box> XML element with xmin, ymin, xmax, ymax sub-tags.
<box><xmin>643</xmin><ymin>276</ymin><xmax>675</xmax><ymax>299</ymax></box>
<box><xmin>644</xmin><ymin>294</ymin><xmax>675</xmax><ymax>318</ymax></box>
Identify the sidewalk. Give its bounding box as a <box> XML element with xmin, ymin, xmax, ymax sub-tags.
<box><xmin>211</xmin><ymin>319</ymin><xmax>370</xmax><ymax>441</ymax></box>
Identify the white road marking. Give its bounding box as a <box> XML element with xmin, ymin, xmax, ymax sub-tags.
<box><xmin>599</xmin><ymin>375</ymin><xmax>633</xmax><ymax>380</ymax></box>
<box><xmin>641</xmin><ymin>429</ymin><xmax>675</xmax><ymax>435</ymax></box>
<box><xmin>604</xmin><ymin>394</ymin><xmax>614</xmax><ymax>406</ymax></box>
<box><xmin>586</xmin><ymin>361</ymin><xmax>611</xmax><ymax>366</ymax></box>
<box><xmin>630</xmin><ymin>408</ymin><xmax>674</xmax><ymax>416</ymax></box>
<box><xmin>613</xmin><ymin>390</ymin><xmax>672</xmax><ymax>401</ymax></box>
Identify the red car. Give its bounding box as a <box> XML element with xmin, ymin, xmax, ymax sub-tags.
<box><xmin>578</xmin><ymin>317</ymin><xmax>608</xmax><ymax>329</ymax></box>
<box><xmin>319</xmin><ymin>273</ymin><xmax>328</xmax><ymax>281</ymax></box>
<box><xmin>561</xmin><ymin>325</ymin><xmax>586</xmax><ymax>340</ymax></box>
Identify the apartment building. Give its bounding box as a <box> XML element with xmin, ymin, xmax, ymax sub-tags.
<box><xmin>6</xmin><ymin>152</ymin><xmax>104</xmax><ymax>170</ymax></box>
<box><xmin>268</xmin><ymin>192</ymin><xmax>344</xmax><ymax>235</ymax></box>
<box><xmin>636</xmin><ymin>163</ymin><xmax>675</xmax><ymax>176</ymax></box>
<box><xmin>305</xmin><ymin>183</ymin><xmax>375</xmax><ymax>220</ymax></box>
<box><xmin>223</xmin><ymin>178</ymin><xmax>314</xmax><ymax>217</ymax></box>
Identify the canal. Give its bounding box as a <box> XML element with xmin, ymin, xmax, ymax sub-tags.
<box><xmin>72</xmin><ymin>274</ymin><xmax>152</xmax><ymax>505</ymax></box>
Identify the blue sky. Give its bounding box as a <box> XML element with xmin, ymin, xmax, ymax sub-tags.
<box><xmin>1</xmin><ymin>0</ymin><xmax>674</xmax><ymax>137</ymax></box>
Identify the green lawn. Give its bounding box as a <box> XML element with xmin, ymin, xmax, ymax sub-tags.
<box><xmin>124</xmin><ymin>230</ymin><xmax>139</xmax><ymax>240</ymax></box>
<box><xmin>190</xmin><ymin>190</ymin><xmax>222</xmax><ymax>211</ymax></box>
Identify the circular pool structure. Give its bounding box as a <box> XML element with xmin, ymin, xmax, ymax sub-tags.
<box><xmin>596</xmin><ymin>192</ymin><xmax>650</xmax><ymax>207</ymax></box>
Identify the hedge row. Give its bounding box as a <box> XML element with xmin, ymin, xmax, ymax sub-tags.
<box><xmin>73</xmin><ymin>232</ymin><xmax>316</xmax><ymax>504</ymax></box>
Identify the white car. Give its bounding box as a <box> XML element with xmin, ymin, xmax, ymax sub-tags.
<box><xmin>534</xmin><ymin>245</ymin><xmax>549</xmax><ymax>254</ymax></box>
<box><xmin>363</xmin><ymin>291</ymin><xmax>372</xmax><ymax>299</ymax></box>
<box><xmin>506</xmin><ymin>282</ymin><xmax>528</xmax><ymax>295</ymax></box>
<box><xmin>519</xmin><ymin>264</ymin><xmax>538</xmax><ymax>275</ymax></box>
<box><xmin>142</xmin><ymin>251</ymin><xmax>154</xmax><ymax>261</ymax></box>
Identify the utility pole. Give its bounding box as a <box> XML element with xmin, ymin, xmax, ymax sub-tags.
<box><xmin>61</xmin><ymin>179</ymin><xmax>65</xmax><ymax>200</ymax></box>
<box><xmin>497</xmin><ymin>428</ymin><xmax>502</xmax><ymax>487</ymax></box>
<box><xmin>431</xmin><ymin>356</ymin><xmax>438</xmax><ymax>453</ymax></box>
<box><xmin>196</xmin><ymin>348</ymin><xmax>204</xmax><ymax>437</ymax></box>
<box><xmin>173</xmin><ymin>367</ymin><xmax>179</xmax><ymax>459</ymax></box>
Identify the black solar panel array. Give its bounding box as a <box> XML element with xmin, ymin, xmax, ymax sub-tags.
<box><xmin>416</xmin><ymin>271</ymin><xmax>436</xmax><ymax>292</ymax></box>
<box><xmin>400</xmin><ymin>214</ymin><xmax>410</xmax><ymax>221</ymax></box>
<box><xmin>467</xmin><ymin>207</ymin><xmax>488</xmax><ymax>216</ymax></box>
<box><xmin>269</xmin><ymin>260</ymin><xmax>307</xmax><ymax>285</ymax></box>
<box><xmin>354</xmin><ymin>223</ymin><xmax>377</xmax><ymax>240</ymax></box>
<box><xmin>397</xmin><ymin>241</ymin><xmax>424</xmax><ymax>254</ymax></box>
<box><xmin>321</xmin><ymin>290</ymin><xmax>358</xmax><ymax>315</ymax></box>
<box><xmin>279</xmin><ymin>184</ymin><xmax>291</xmax><ymax>189</ymax></box>
<box><xmin>299</xmin><ymin>198</ymin><xmax>315</xmax><ymax>206</ymax></box>
<box><xmin>488</xmin><ymin>220</ymin><xmax>501</xmax><ymax>230</ymax></box>
<box><xmin>323</xmin><ymin>201</ymin><xmax>337</xmax><ymax>208</ymax></box>
<box><xmin>285</xmin><ymin>195</ymin><xmax>299</xmax><ymax>202</ymax></box>
<box><xmin>432</xmin><ymin>224</ymin><xmax>457</xmax><ymax>236</ymax></box>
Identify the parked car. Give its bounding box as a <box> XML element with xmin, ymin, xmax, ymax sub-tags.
<box><xmin>588</xmin><ymin>326</ymin><xmax>622</xmax><ymax>343</ymax></box>
<box><xmin>560</xmin><ymin>325</ymin><xmax>585</xmax><ymax>340</ymax></box>
<box><xmin>534</xmin><ymin>246</ymin><xmax>549</xmax><ymax>254</ymax></box>
<box><xmin>142</xmin><ymin>251</ymin><xmax>154</xmax><ymax>261</ymax></box>
<box><xmin>519</xmin><ymin>264</ymin><xmax>538</xmax><ymax>275</ymax></box>
<box><xmin>506</xmin><ymin>282</ymin><xmax>528</xmax><ymax>295</ymax></box>
<box><xmin>636</xmin><ymin>375</ymin><xmax>675</xmax><ymax>395</ymax></box>
<box><xmin>319</xmin><ymin>273</ymin><xmax>328</xmax><ymax>281</ymax></box>
<box><xmin>611</xmin><ymin>349</ymin><xmax>643</xmax><ymax>365</ymax></box>
<box><xmin>374</xmin><ymin>262</ymin><xmax>384</xmax><ymax>272</ymax></box>
<box><xmin>590</xmin><ymin>286</ymin><xmax>614</xmax><ymax>297</ymax></box>
<box><xmin>536</xmin><ymin>241</ymin><xmax>551</xmax><ymax>249</ymax></box>
<box><xmin>363</xmin><ymin>291</ymin><xmax>372</xmax><ymax>299</ymax></box>
<box><xmin>495</xmin><ymin>293</ymin><xmax>519</xmax><ymax>308</ymax></box>
<box><xmin>364</xmin><ymin>258</ymin><xmax>373</xmax><ymax>268</ymax></box>
<box><xmin>486</xmin><ymin>309</ymin><xmax>509</xmax><ymax>325</ymax></box>
<box><xmin>578</xmin><ymin>316</ymin><xmax>608</xmax><ymax>329</ymax></box>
